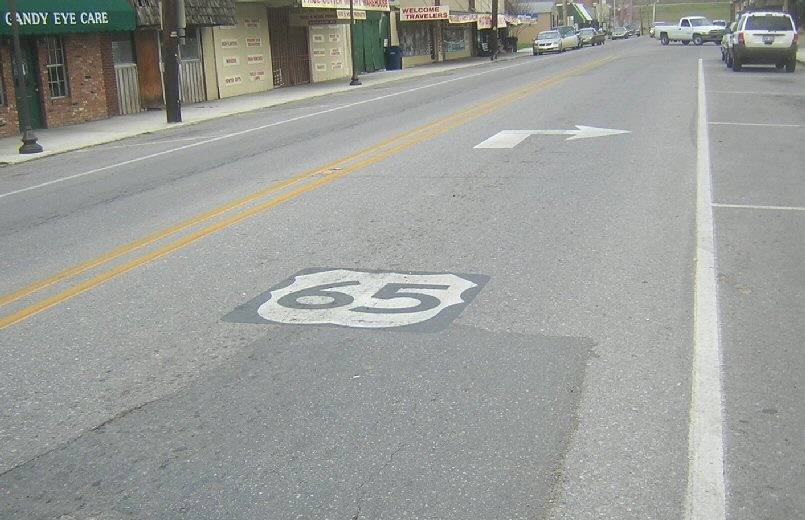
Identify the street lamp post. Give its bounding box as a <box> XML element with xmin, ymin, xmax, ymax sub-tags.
<box><xmin>349</xmin><ymin>0</ymin><xmax>361</xmax><ymax>85</ymax></box>
<box><xmin>8</xmin><ymin>0</ymin><xmax>43</xmax><ymax>154</ymax></box>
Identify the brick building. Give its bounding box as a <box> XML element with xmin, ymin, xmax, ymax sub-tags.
<box><xmin>0</xmin><ymin>1</ymin><xmax>136</xmax><ymax>138</ymax></box>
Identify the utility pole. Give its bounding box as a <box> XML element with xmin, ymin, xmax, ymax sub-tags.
<box><xmin>8</xmin><ymin>0</ymin><xmax>43</xmax><ymax>154</ymax></box>
<box><xmin>349</xmin><ymin>0</ymin><xmax>361</xmax><ymax>85</ymax></box>
<box><xmin>162</xmin><ymin>0</ymin><xmax>183</xmax><ymax>123</ymax></box>
<box><xmin>491</xmin><ymin>0</ymin><xmax>498</xmax><ymax>59</ymax></box>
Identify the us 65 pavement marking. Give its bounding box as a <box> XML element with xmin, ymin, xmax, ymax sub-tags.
<box><xmin>225</xmin><ymin>268</ymin><xmax>488</xmax><ymax>332</ymax></box>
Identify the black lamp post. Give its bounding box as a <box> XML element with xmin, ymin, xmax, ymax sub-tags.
<box><xmin>349</xmin><ymin>0</ymin><xmax>361</xmax><ymax>85</ymax></box>
<box><xmin>8</xmin><ymin>0</ymin><xmax>43</xmax><ymax>154</ymax></box>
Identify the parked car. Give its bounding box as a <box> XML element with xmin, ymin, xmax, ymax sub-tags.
<box><xmin>611</xmin><ymin>26</ymin><xmax>628</xmax><ymax>40</ymax></box>
<box><xmin>533</xmin><ymin>30</ymin><xmax>563</xmax><ymax>55</ymax></box>
<box><xmin>721</xmin><ymin>21</ymin><xmax>740</xmax><ymax>66</ymax></box>
<box><xmin>649</xmin><ymin>21</ymin><xmax>667</xmax><ymax>38</ymax></box>
<box><xmin>556</xmin><ymin>25</ymin><xmax>582</xmax><ymax>49</ymax></box>
<box><xmin>578</xmin><ymin>27</ymin><xmax>606</xmax><ymax>46</ymax></box>
<box><xmin>655</xmin><ymin>16</ymin><xmax>726</xmax><ymax>46</ymax></box>
<box><xmin>730</xmin><ymin>11</ymin><xmax>798</xmax><ymax>72</ymax></box>
<box><xmin>626</xmin><ymin>23</ymin><xmax>641</xmax><ymax>37</ymax></box>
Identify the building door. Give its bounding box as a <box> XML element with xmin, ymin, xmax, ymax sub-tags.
<box><xmin>13</xmin><ymin>38</ymin><xmax>44</xmax><ymax>129</ymax></box>
<box><xmin>353</xmin><ymin>13</ymin><xmax>388</xmax><ymax>73</ymax></box>
<box><xmin>267</xmin><ymin>8</ymin><xmax>310</xmax><ymax>87</ymax></box>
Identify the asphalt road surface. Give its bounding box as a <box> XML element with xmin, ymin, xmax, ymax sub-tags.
<box><xmin>1</xmin><ymin>38</ymin><xmax>803</xmax><ymax>520</ymax></box>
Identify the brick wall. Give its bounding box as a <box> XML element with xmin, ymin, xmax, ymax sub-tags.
<box><xmin>0</xmin><ymin>45</ymin><xmax>21</xmax><ymax>138</ymax></box>
<box><xmin>37</xmin><ymin>33</ymin><xmax>113</xmax><ymax>128</ymax></box>
<box><xmin>99</xmin><ymin>33</ymin><xmax>119</xmax><ymax>116</ymax></box>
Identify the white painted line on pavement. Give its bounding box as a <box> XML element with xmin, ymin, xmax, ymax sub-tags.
<box><xmin>709</xmin><ymin>121</ymin><xmax>802</xmax><ymax>128</ymax></box>
<box><xmin>0</xmin><ymin>58</ymin><xmax>538</xmax><ymax>200</ymax></box>
<box><xmin>97</xmin><ymin>136</ymin><xmax>226</xmax><ymax>149</ymax></box>
<box><xmin>709</xmin><ymin>91</ymin><xmax>805</xmax><ymax>96</ymax></box>
<box><xmin>713</xmin><ymin>202</ymin><xmax>805</xmax><ymax>212</ymax></box>
<box><xmin>685</xmin><ymin>58</ymin><xmax>727</xmax><ymax>520</ymax></box>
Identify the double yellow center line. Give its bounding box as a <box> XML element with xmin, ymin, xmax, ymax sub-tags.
<box><xmin>0</xmin><ymin>55</ymin><xmax>617</xmax><ymax>330</ymax></box>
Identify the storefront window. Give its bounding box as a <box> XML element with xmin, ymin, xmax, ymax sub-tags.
<box><xmin>399</xmin><ymin>24</ymin><xmax>432</xmax><ymax>57</ymax></box>
<box><xmin>112</xmin><ymin>33</ymin><xmax>136</xmax><ymax>65</ymax></box>
<box><xmin>443</xmin><ymin>26</ymin><xmax>468</xmax><ymax>53</ymax></box>
<box><xmin>180</xmin><ymin>28</ymin><xmax>201</xmax><ymax>61</ymax></box>
<box><xmin>45</xmin><ymin>36</ymin><xmax>69</xmax><ymax>99</ymax></box>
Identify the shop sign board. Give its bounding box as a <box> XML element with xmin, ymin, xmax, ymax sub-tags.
<box><xmin>448</xmin><ymin>12</ymin><xmax>477</xmax><ymax>24</ymax></box>
<box><xmin>477</xmin><ymin>14</ymin><xmax>507</xmax><ymax>29</ymax></box>
<box><xmin>300</xmin><ymin>0</ymin><xmax>390</xmax><ymax>12</ymax></box>
<box><xmin>290</xmin><ymin>9</ymin><xmax>366</xmax><ymax>26</ymax></box>
<box><xmin>400</xmin><ymin>6</ymin><xmax>450</xmax><ymax>21</ymax></box>
<box><xmin>0</xmin><ymin>0</ymin><xmax>136</xmax><ymax>35</ymax></box>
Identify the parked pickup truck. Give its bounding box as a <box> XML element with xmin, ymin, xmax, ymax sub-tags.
<box><xmin>655</xmin><ymin>16</ymin><xmax>726</xmax><ymax>46</ymax></box>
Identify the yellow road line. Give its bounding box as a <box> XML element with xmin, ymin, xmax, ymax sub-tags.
<box><xmin>0</xmin><ymin>55</ymin><xmax>616</xmax><ymax>330</ymax></box>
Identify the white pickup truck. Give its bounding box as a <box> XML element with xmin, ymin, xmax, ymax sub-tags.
<box><xmin>655</xmin><ymin>16</ymin><xmax>726</xmax><ymax>46</ymax></box>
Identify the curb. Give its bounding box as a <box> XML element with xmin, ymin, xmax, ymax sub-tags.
<box><xmin>0</xmin><ymin>53</ymin><xmax>529</xmax><ymax>166</ymax></box>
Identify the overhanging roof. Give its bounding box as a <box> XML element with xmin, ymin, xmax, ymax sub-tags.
<box><xmin>130</xmin><ymin>0</ymin><xmax>236</xmax><ymax>28</ymax></box>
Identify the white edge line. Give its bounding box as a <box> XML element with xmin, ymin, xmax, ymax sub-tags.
<box><xmin>712</xmin><ymin>202</ymin><xmax>805</xmax><ymax>211</ymax></box>
<box><xmin>0</xmin><ymin>58</ymin><xmax>533</xmax><ymax>200</ymax></box>
<box><xmin>709</xmin><ymin>91</ymin><xmax>805</xmax><ymax>96</ymax></box>
<box><xmin>709</xmin><ymin>122</ymin><xmax>802</xmax><ymax>127</ymax></box>
<box><xmin>686</xmin><ymin>58</ymin><xmax>727</xmax><ymax>520</ymax></box>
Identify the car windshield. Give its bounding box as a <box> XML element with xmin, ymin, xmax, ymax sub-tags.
<box><xmin>745</xmin><ymin>15</ymin><xmax>793</xmax><ymax>31</ymax></box>
<box><xmin>580</xmin><ymin>29</ymin><xmax>595</xmax><ymax>35</ymax></box>
<box><xmin>689</xmin><ymin>18</ymin><xmax>712</xmax><ymax>27</ymax></box>
<box><xmin>538</xmin><ymin>31</ymin><xmax>560</xmax><ymax>39</ymax></box>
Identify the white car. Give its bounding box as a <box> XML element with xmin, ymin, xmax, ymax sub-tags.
<box><xmin>730</xmin><ymin>11</ymin><xmax>798</xmax><ymax>72</ymax></box>
<box><xmin>555</xmin><ymin>25</ymin><xmax>581</xmax><ymax>50</ymax></box>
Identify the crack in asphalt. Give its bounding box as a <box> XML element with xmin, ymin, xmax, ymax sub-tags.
<box><xmin>352</xmin><ymin>442</ymin><xmax>408</xmax><ymax>520</ymax></box>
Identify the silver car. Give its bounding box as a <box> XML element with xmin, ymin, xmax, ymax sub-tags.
<box><xmin>533</xmin><ymin>30</ymin><xmax>563</xmax><ymax>55</ymax></box>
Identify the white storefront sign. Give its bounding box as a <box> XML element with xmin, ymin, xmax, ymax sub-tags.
<box><xmin>400</xmin><ymin>6</ymin><xmax>450</xmax><ymax>21</ymax></box>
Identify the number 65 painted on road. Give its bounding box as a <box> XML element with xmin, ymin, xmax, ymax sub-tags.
<box><xmin>226</xmin><ymin>268</ymin><xmax>488</xmax><ymax>331</ymax></box>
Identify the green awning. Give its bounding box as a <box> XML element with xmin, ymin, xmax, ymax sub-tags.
<box><xmin>572</xmin><ymin>3</ymin><xmax>593</xmax><ymax>23</ymax></box>
<box><xmin>0</xmin><ymin>0</ymin><xmax>136</xmax><ymax>35</ymax></box>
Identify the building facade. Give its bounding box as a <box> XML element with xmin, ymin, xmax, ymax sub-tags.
<box><xmin>0</xmin><ymin>0</ymin><xmax>136</xmax><ymax>137</ymax></box>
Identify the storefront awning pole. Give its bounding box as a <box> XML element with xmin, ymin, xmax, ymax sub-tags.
<box><xmin>349</xmin><ymin>0</ymin><xmax>361</xmax><ymax>85</ymax></box>
<box><xmin>8</xmin><ymin>0</ymin><xmax>43</xmax><ymax>154</ymax></box>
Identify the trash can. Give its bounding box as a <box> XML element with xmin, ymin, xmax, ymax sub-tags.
<box><xmin>385</xmin><ymin>46</ymin><xmax>402</xmax><ymax>70</ymax></box>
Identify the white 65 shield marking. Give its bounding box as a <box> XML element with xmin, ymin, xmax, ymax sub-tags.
<box><xmin>250</xmin><ymin>269</ymin><xmax>484</xmax><ymax>329</ymax></box>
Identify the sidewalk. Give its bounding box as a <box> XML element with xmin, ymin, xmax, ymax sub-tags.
<box><xmin>0</xmin><ymin>53</ymin><xmax>526</xmax><ymax>165</ymax></box>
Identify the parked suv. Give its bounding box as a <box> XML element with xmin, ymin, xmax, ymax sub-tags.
<box><xmin>731</xmin><ymin>11</ymin><xmax>798</xmax><ymax>72</ymax></box>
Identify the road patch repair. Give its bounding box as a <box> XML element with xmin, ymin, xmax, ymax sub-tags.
<box><xmin>0</xmin><ymin>325</ymin><xmax>592</xmax><ymax>519</ymax></box>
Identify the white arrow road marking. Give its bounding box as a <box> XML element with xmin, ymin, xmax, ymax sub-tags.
<box><xmin>474</xmin><ymin>126</ymin><xmax>631</xmax><ymax>148</ymax></box>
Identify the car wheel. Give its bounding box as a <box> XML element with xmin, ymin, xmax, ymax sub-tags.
<box><xmin>693</xmin><ymin>35</ymin><xmax>704</xmax><ymax>46</ymax></box>
<box><xmin>660</xmin><ymin>34</ymin><xmax>669</xmax><ymax>45</ymax></box>
<box><xmin>682</xmin><ymin>40</ymin><xmax>690</xmax><ymax>45</ymax></box>
<box><xmin>785</xmin><ymin>59</ymin><xmax>796</xmax><ymax>72</ymax></box>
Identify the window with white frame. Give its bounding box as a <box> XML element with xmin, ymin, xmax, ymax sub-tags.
<box><xmin>45</xmin><ymin>36</ymin><xmax>69</xmax><ymax>98</ymax></box>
